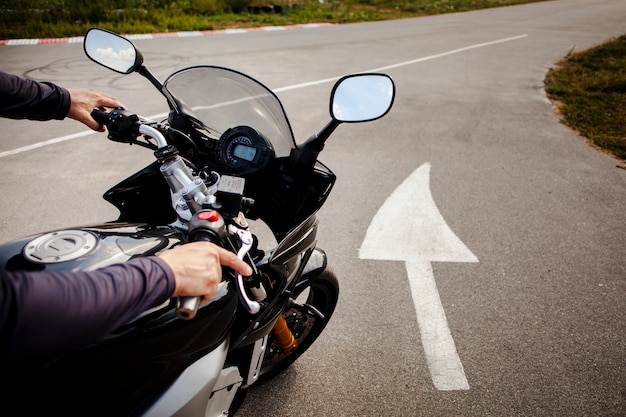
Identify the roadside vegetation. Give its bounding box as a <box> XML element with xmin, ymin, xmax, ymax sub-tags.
<box><xmin>545</xmin><ymin>35</ymin><xmax>626</xmax><ymax>162</ymax></box>
<box><xmin>1</xmin><ymin>0</ymin><xmax>545</xmax><ymax>39</ymax></box>
<box><xmin>1</xmin><ymin>1</ymin><xmax>623</xmax><ymax>161</ymax></box>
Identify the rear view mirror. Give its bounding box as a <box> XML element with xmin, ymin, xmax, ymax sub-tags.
<box><xmin>83</xmin><ymin>28</ymin><xmax>143</xmax><ymax>74</ymax></box>
<box><xmin>330</xmin><ymin>74</ymin><xmax>395</xmax><ymax>122</ymax></box>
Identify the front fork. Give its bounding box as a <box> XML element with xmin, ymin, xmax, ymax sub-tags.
<box><xmin>245</xmin><ymin>316</ymin><xmax>297</xmax><ymax>387</ymax></box>
<box><xmin>268</xmin><ymin>247</ymin><xmax>328</xmax><ymax>354</ymax></box>
<box><xmin>271</xmin><ymin>315</ymin><xmax>298</xmax><ymax>354</ymax></box>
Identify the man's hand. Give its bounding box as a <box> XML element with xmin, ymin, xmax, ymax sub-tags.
<box><xmin>66</xmin><ymin>88</ymin><xmax>123</xmax><ymax>131</ymax></box>
<box><xmin>158</xmin><ymin>241</ymin><xmax>253</xmax><ymax>303</ymax></box>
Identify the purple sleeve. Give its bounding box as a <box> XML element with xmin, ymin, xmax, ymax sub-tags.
<box><xmin>0</xmin><ymin>257</ymin><xmax>176</xmax><ymax>359</ymax></box>
<box><xmin>0</xmin><ymin>71</ymin><xmax>71</xmax><ymax>121</ymax></box>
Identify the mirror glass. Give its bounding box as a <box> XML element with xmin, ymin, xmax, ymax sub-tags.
<box><xmin>84</xmin><ymin>29</ymin><xmax>139</xmax><ymax>74</ymax></box>
<box><xmin>331</xmin><ymin>74</ymin><xmax>395</xmax><ymax>122</ymax></box>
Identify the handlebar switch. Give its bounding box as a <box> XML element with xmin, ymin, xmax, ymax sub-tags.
<box><xmin>106</xmin><ymin>107</ymin><xmax>140</xmax><ymax>144</ymax></box>
<box><xmin>188</xmin><ymin>209</ymin><xmax>226</xmax><ymax>244</ymax></box>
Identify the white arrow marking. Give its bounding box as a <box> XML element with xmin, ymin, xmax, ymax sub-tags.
<box><xmin>359</xmin><ymin>162</ymin><xmax>478</xmax><ymax>390</ymax></box>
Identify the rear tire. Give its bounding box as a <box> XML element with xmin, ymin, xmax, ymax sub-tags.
<box><xmin>256</xmin><ymin>267</ymin><xmax>339</xmax><ymax>383</ymax></box>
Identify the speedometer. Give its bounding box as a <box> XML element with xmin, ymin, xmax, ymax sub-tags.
<box><xmin>216</xmin><ymin>126</ymin><xmax>274</xmax><ymax>175</ymax></box>
<box><xmin>233</xmin><ymin>142</ymin><xmax>257</xmax><ymax>161</ymax></box>
<box><xmin>226</xmin><ymin>135</ymin><xmax>254</xmax><ymax>164</ymax></box>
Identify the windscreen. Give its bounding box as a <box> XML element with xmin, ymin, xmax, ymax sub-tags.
<box><xmin>163</xmin><ymin>66</ymin><xmax>296</xmax><ymax>157</ymax></box>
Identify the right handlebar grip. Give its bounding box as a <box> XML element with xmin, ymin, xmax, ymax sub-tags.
<box><xmin>176</xmin><ymin>211</ymin><xmax>225</xmax><ymax>320</ymax></box>
<box><xmin>176</xmin><ymin>296</ymin><xmax>201</xmax><ymax>320</ymax></box>
<box><xmin>175</xmin><ymin>226</ymin><xmax>214</xmax><ymax>320</ymax></box>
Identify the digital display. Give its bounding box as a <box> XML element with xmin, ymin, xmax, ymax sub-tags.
<box><xmin>233</xmin><ymin>144</ymin><xmax>257</xmax><ymax>161</ymax></box>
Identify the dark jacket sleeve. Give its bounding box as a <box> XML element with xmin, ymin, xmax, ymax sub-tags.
<box><xmin>0</xmin><ymin>71</ymin><xmax>71</xmax><ymax>121</ymax></box>
<box><xmin>0</xmin><ymin>257</ymin><xmax>176</xmax><ymax>359</ymax></box>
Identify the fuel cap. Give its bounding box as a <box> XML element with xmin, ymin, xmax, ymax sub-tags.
<box><xmin>23</xmin><ymin>230</ymin><xmax>97</xmax><ymax>264</ymax></box>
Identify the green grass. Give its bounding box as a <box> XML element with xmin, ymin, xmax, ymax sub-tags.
<box><xmin>545</xmin><ymin>35</ymin><xmax>626</xmax><ymax>162</ymax></box>
<box><xmin>0</xmin><ymin>0</ymin><xmax>545</xmax><ymax>39</ymax></box>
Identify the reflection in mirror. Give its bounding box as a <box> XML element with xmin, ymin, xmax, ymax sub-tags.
<box><xmin>84</xmin><ymin>29</ymin><xmax>138</xmax><ymax>74</ymax></box>
<box><xmin>331</xmin><ymin>74</ymin><xmax>394</xmax><ymax>122</ymax></box>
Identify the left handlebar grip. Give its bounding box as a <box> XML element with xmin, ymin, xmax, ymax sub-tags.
<box><xmin>91</xmin><ymin>107</ymin><xmax>140</xmax><ymax>143</ymax></box>
<box><xmin>90</xmin><ymin>109</ymin><xmax>109</xmax><ymax>126</ymax></box>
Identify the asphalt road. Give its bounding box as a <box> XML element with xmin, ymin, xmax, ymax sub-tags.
<box><xmin>1</xmin><ymin>0</ymin><xmax>625</xmax><ymax>415</ymax></box>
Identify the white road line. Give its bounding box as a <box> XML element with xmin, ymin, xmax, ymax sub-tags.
<box><xmin>370</xmin><ymin>34</ymin><xmax>528</xmax><ymax>72</ymax></box>
<box><xmin>0</xmin><ymin>34</ymin><xmax>527</xmax><ymax>158</ymax></box>
<box><xmin>0</xmin><ymin>111</ymin><xmax>169</xmax><ymax>159</ymax></box>
<box><xmin>0</xmin><ymin>130</ymin><xmax>96</xmax><ymax>158</ymax></box>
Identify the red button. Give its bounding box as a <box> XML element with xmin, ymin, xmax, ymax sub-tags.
<box><xmin>198</xmin><ymin>210</ymin><xmax>220</xmax><ymax>222</ymax></box>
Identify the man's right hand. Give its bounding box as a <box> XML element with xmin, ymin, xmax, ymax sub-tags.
<box><xmin>158</xmin><ymin>242</ymin><xmax>253</xmax><ymax>302</ymax></box>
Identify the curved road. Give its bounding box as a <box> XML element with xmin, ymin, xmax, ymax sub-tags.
<box><xmin>0</xmin><ymin>0</ymin><xmax>624</xmax><ymax>415</ymax></box>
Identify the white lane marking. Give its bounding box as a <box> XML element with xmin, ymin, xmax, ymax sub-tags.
<box><xmin>369</xmin><ymin>34</ymin><xmax>528</xmax><ymax>72</ymax></box>
<box><xmin>275</xmin><ymin>34</ymin><xmax>528</xmax><ymax>92</ymax></box>
<box><xmin>0</xmin><ymin>130</ymin><xmax>96</xmax><ymax>158</ymax></box>
<box><xmin>359</xmin><ymin>163</ymin><xmax>478</xmax><ymax>390</ymax></box>
<box><xmin>0</xmin><ymin>34</ymin><xmax>527</xmax><ymax>158</ymax></box>
<box><xmin>0</xmin><ymin>111</ymin><xmax>168</xmax><ymax>159</ymax></box>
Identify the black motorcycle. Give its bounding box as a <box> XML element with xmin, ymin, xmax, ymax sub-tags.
<box><xmin>0</xmin><ymin>28</ymin><xmax>395</xmax><ymax>416</ymax></box>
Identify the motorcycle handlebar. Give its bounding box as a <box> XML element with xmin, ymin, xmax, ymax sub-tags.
<box><xmin>176</xmin><ymin>227</ymin><xmax>221</xmax><ymax>320</ymax></box>
<box><xmin>90</xmin><ymin>107</ymin><xmax>142</xmax><ymax>144</ymax></box>
<box><xmin>92</xmin><ymin>109</ymin><xmax>259</xmax><ymax>319</ymax></box>
<box><xmin>91</xmin><ymin>108</ymin><xmax>170</xmax><ymax>149</ymax></box>
<box><xmin>176</xmin><ymin>296</ymin><xmax>201</xmax><ymax>320</ymax></box>
<box><xmin>176</xmin><ymin>212</ymin><xmax>226</xmax><ymax>320</ymax></box>
<box><xmin>177</xmin><ymin>213</ymin><xmax>261</xmax><ymax>319</ymax></box>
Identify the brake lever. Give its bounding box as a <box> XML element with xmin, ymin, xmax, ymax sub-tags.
<box><xmin>230</xmin><ymin>226</ymin><xmax>261</xmax><ymax>314</ymax></box>
<box><xmin>179</xmin><ymin>224</ymin><xmax>261</xmax><ymax>318</ymax></box>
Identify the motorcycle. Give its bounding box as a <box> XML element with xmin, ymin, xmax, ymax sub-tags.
<box><xmin>1</xmin><ymin>28</ymin><xmax>394</xmax><ymax>416</ymax></box>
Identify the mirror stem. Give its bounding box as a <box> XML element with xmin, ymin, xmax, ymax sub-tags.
<box><xmin>137</xmin><ymin>65</ymin><xmax>164</xmax><ymax>91</ymax></box>
<box><xmin>291</xmin><ymin>119</ymin><xmax>340</xmax><ymax>174</ymax></box>
<box><xmin>315</xmin><ymin>119</ymin><xmax>340</xmax><ymax>146</ymax></box>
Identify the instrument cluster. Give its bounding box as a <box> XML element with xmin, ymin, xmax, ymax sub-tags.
<box><xmin>215</xmin><ymin>125</ymin><xmax>274</xmax><ymax>175</ymax></box>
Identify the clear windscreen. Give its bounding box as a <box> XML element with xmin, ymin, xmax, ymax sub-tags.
<box><xmin>163</xmin><ymin>66</ymin><xmax>296</xmax><ymax>157</ymax></box>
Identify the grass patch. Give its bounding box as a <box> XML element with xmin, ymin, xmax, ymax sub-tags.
<box><xmin>545</xmin><ymin>35</ymin><xmax>626</xmax><ymax>161</ymax></box>
<box><xmin>1</xmin><ymin>0</ymin><xmax>546</xmax><ymax>39</ymax></box>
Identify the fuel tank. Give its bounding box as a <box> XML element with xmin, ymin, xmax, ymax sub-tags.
<box><xmin>1</xmin><ymin>222</ymin><xmax>179</xmax><ymax>272</ymax></box>
<box><xmin>1</xmin><ymin>222</ymin><xmax>240</xmax><ymax>415</ymax></box>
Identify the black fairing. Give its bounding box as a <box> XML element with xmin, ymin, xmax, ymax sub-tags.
<box><xmin>243</xmin><ymin>158</ymin><xmax>336</xmax><ymax>240</ymax></box>
<box><xmin>0</xmin><ymin>223</ymin><xmax>238</xmax><ymax>415</ymax></box>
<box><xmin>103</xmin><ymin>161</ymin><xmax>177</xmax><ymax>224</ymax></box>
<box><xmin>24</xmin><ymin>283</ymin><xmax>238</xmax><ymax>415</ymax></box>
